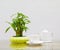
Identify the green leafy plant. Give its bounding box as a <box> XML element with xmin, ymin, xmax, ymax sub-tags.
<box><xmin>5</xmin><ymin>12</ymin><xmax>30</xmax><ymax>37</ymax></box>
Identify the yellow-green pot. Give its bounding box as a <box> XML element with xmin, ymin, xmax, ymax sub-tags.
<box><xmin>10</xmin><ymin>43</ymin><xmax>27</xmax><ymax>49</ymax></box>
<box><xmin>10</xmin><ymin>36</ymin><xmax>29</xmax><ymax>44</ymax></box>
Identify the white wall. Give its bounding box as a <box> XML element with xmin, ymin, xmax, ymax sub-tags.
<box><xmin>0</xmin><ymin>0</ymin><xmax>60</xmax><ymax>41</ymax></box>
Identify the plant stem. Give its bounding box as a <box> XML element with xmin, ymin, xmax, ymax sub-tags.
<box><xmin>16</xmin><ymin>31</ymin><xmax>23</xmax><ymax>37</ymax></box>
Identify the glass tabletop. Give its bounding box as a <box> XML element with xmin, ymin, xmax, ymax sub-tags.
<box><xmin>0</xmin><ymin>40</ymin><xmax>60</xmax><ymax>50</ymax></box>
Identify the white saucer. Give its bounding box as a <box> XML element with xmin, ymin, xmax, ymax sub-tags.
<box><xmin>27</xmin><ymin>41</ymin><xmax>44</xmax><ymax>45</ymax></box>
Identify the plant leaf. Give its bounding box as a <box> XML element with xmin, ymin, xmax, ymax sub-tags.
<box><xmin>23</xmin><ymin>26</ymin><xmax>28</xmax><ymax>32</ymax></box>
<box><xmin>5</xmin><ymin>27</ymin><xmax>10</xmax><ymax>33</ymax></box>
<box><xmin>24</xmin><ymin>19</ymin><xmax>30</xmax><ymax>24</ymax></box>
<box><xmin>10</xmin><ymin>23</ymin><xmax>16</xmax><ymax>31</ymax></box>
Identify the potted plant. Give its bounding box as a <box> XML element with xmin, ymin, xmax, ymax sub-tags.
<box><xmin>5</xmin><ymin>12</ymin><xmax>30</xmax><ymax>43</ymax></box>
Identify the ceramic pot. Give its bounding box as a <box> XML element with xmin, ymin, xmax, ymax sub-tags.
<box><xmin>10</xmin><ymin>36</ymin><xmax>29</xmax><ymax>44</ymax></box>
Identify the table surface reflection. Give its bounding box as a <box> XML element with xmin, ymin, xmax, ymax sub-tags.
<box><xmin>0</xmin><ymin>40</ymin><xmax>60</xmax><ymax>50</ymax></box>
